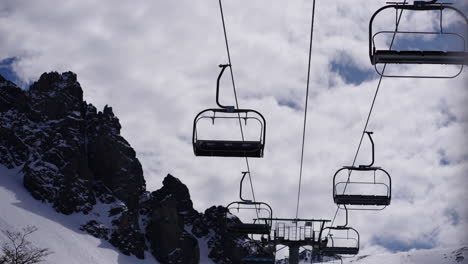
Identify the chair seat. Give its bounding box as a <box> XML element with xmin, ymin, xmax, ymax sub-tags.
<box><xmin>373</xmin><ymin>50</ymin><xmax>468</xmax><ymax>65</ymax></box>
<box><xmin>321</xmin><ymin>247</ymin><xmax>359</xmax><ymax>255</ymax></box>
<box><xmin>227</xmin><ymin>223</ymin><xmax>271</xmax><ymax>235</ymax></box>
<box><xmin>334</xmin><ymin>194</ymin><xmax>390</xmax><ymax>206</ymax></box>
<box><xmin>194</xmin><ymin>140</ymin><xmax>263</xmax><ymax>157</ymax></box>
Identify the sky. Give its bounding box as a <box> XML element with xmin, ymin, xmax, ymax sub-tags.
<box><xmin>0</xmin><ymin>0</ymin><xmax>467</xmax><ymax>257</ymax></box>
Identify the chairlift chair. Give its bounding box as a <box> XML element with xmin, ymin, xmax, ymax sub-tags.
<box><xmin>320</xmin><ymin>226</ymin><xmax>360</xmax><ymax>257</ymax></box>
<box><xmin>226</xmin><ymin>201</ymin><xmax>273</xmax><ymax>235</ymax></box>
<box><xmin>226</xmin><ymin>172</ymin><xmax>273</xmax><ymax>235</ymax></box>
<box><xmin>333</xmin><ymin>132</ymin><xmax>391</xmax><ymax>209</ymax></box>
<box><xmin>369</xmin><ymin>0</ymin><xmax>468</xmax><ymax>77</ymax></box>
<box><xmin>193</xmin><ymin>64</ymin><xmax>266</xmax><ymax>157</ymax></box>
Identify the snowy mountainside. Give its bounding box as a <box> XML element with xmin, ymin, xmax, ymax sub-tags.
<box><xmin>286</xmin><ymin>247</ymin><xmax>468</xmax><ymax>264</ymax></box>
<box><xmin>342</xmin><ymin>246</ymin><xmax>467</xmax><ymax>264</ymax></box>
<box><xmin>0</xmin><ymin>165</ymin><xmax>158</xmax><ymax>264</ymax></box>
<box><xmin>0</xmin><ymin>164</ymin><xmax>223</xmax><ymax>264</ymax></box>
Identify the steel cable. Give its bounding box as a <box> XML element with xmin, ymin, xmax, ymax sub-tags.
<box><xmin>295</xmin><ymin>0</ymin><xmax>317</xmax><ymax>220</ymax></box>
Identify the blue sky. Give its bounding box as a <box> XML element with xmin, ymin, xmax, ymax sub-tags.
<box><xmin>0</xmin><ymin>57</ymin><xmax>22</xmax><ymax>86</ymax></box>
<box><xmin>0</xmin><ymin>0</ymin><xmax>467</xmax><ymax>258</ymax></box>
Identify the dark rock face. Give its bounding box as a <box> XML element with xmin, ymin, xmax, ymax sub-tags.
<box><xmin>0</xmin><ymin>72</ymin><xmax>146</xmax><ymax>257</ymax></box>
<box><xmin>28</xmin><ymin>71</ymin><xmax>83</xmax><ymax>120</ymax></box>
<box><xmin>152</xmin><ymin>174</ymin><xmax>199</xmax><ymax>223</ymax></box>
<box><xmin>86</xmin><ymin>103</ymin><xmax>145</xmax><ymax>210</ymax></box>
<box><xmin>0</xmin><ymin>72</ymin><xmax>265</xmax><ymax>263</ymax></box>
<box><xmin>195</xmin><ymin>206</ymin><xmax>246</xmax><ymax>263</ymax></box>
<box><xmin>145</xmin><ymin>175</ymin><xmax>200</xmax><ymax>264</ymax></box>
<box><xmin>1</xmin><ymin>71</ymin><xmax>146</xmax><ymax>213</ymax></box>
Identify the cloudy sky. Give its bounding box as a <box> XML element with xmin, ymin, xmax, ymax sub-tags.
<box><xmin>0</xmin><ymin>0</ymin><xmax>467</xmax><ymax>257</ymax></box>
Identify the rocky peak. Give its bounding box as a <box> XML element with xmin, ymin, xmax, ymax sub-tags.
<box><xmin>0</xmin><ymin>72</ymin><xmax>147</xmax><ymax>256</ymax></box>
<box><xmin>29</xmin><ymin>71</ymin><xmax>81</xmax><ymax>98</ymax></box>
<box><xmin>152</xmin><ymin>174</ymin><xmax>196</xmax><ymax>219</ymax></box>
<box><xmin>99</xmin><ymin>105</ymin><xmax>121</xmax><ymax>133</ymax></box>
<box><xmin>27</xmin><ymin>71</ymin><xmax>83</xmax><ymax>120</ymax></box>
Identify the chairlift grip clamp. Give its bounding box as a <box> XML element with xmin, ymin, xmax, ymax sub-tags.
<box><xmin>414</xmin><ymin>0</ymin><xmax>438</xmax><ymax>8</ymax></box>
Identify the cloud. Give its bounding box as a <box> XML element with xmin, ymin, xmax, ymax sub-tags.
<box><xmin>0</xmin><ymin>0</ymin><xmax>467</xmax><ymax>254</ymax></box>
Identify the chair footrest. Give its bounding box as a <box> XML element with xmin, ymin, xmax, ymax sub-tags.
<box><xmin>227</xmin><ymin>223</ymin><xmax>271</xmax><ymax>234</ymax></box>
<box><xmin>334</xmin><ymin>194</ymin><xmax>390</xmax><ymax>206</ymax></box>
<box><xmin>194</xmin><ymin>140</ymin><xmax>264</xmax><ymax>157</ymax></box>
<box><xmin>373</xmin><ymin>50</ymin><xmax>468</xmax><ymax>65</ymax></box>
<box><xmin>321</xmin><ymin>247</ymin><xmax>359</xmax><ymax>255</ymax></box>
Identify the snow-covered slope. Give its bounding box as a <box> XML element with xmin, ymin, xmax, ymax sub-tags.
<box><xmin>343</xmin><ymin>247</ymin><xmax>467</xmax><ymax>264</ymax></box>
<box><xmin>299</xmin><ymin>247</ymin><xmax>468</xmax><ymax>264</ymax></box>
<box><xmin>1</xmin><ymin>162</ymin><xmax>467</xmax><ymax>264</ymax></box>
<box><xmin>0</xmin><ymin>165</ymin><xmax>158</xmax><ymax>264</ymax></box>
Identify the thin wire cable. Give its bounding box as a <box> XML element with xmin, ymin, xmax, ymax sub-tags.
<box><xmin>219</xmin><ymin>0</ymin><xmax>258</xmax><ymax>206</ymax></box>
<box><xmin>276</xmin><ymin>245</ymin><xmax>288</xmax><ymax>252</ymax></box>
<box><xmin>295</xmin><ymin>0</ymin><xmax>317</xmax><ymax>219</ymax></box>
<box><xmin>329</xmin><ymin>0</ymin><xmax>407</xmax><ymax>229</ymax></box>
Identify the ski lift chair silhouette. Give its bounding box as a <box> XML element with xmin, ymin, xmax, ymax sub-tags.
<box><xmin>320</xmin><ymin>208</ymin><xmax>360</xmax><ymax>257</ymax></box>
<box><xmin>369</xmin><ymin>0</ymin><xmax>468</xmax><ymax>78</ymax></box>
<box><xmin>193</xmin><ymin>64</ymin><xmax>266</xmax><ymax>157</ymax></box>
<box><xmin>333</xmin><ymin>132</ymin><xmax>391</xmax><ymax>210</ymax></box>
<box><xmin>320</xmin><ymin>227</ymin><xmax>360</xmax><ymax>256</ymax></box>
<box><xmin>226</xmin><ymin>172</ymin><xmax>273</xmax><ymax>236</ymax></box>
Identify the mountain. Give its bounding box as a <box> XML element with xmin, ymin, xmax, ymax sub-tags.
<box><xmin>0</xmin><ymin>72</ymin><xmax>267</xmax><ymax>263</ymax></box>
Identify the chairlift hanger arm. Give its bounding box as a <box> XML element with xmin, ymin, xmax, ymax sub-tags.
<box><xmin>338</xmin><ymin>205</ymin><xmax>349</xmax><ymax>228</ymax></box>
<box><xmin>216</xmin><ymin>64</ymin><xmax>234</xmax><ymax>110</ymax></box>
<box><xmin>240</xmin><ymin>171</ymin><xmax>251</xmax><ymax>202</ymax></box>
<box><xmin>360</xmin><ymin>131</ymin><xmax>375</xmax><ymax>168</ymax></box>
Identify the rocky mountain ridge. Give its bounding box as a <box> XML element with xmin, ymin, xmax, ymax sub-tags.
<box><xmin>0</xmin><ymin>72</ymin><xmax>260</xmax><ymax>263</ymax></box>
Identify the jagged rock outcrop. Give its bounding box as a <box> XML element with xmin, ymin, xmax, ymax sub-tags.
<box><xmin>142</xmin><ymin>175</ymin><xmax>199</xmax><ymax>263</ymax></box>
<box><xmin>0</xmin><ymin>72</ymin><xmax>146</xmax><ymax>213</ymax></box>
<box><xmin>193</xmin><ymin>206</ymin><xmax>245</xmax><ymax>263</ymax></box>
<box><xmin>0</xmin><ymin>72</ymin><xmax>146</xmax><ymax>258</ymax></box>
<box><xmin>0</xmin><ymin>71</ymin><xmax>264</xmax><ymax>263</ymax></box>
